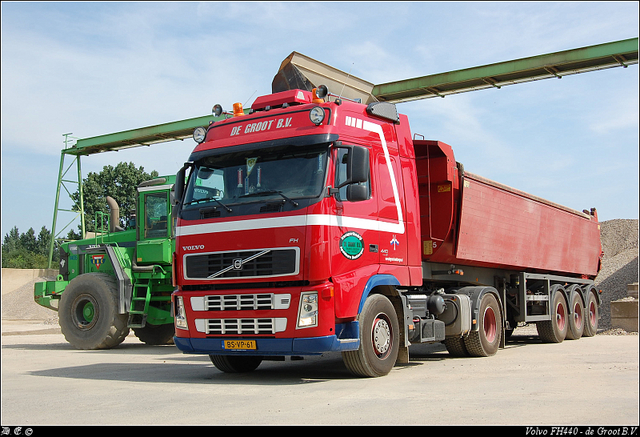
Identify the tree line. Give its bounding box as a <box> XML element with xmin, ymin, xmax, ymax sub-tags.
<box><xmin>1</xmin><ymin>226</ymin><xmax>66</xmax><ymax>269</ymax></box>
<box><xmin>2</xmin><ymin>162</ymin><xmax>158</xmax><ymax>269</ymax></box>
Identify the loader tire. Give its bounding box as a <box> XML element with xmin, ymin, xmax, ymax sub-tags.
<box><xmin>59</xmin><ymin>273</ymin><xmax>129</xmax><ymax>350</ymax></box>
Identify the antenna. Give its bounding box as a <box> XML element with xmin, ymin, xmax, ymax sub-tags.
<box><xmin>244</xmin><ymin>90</ymin><xmax>258</xmax><ymax>108</ymax></box>
<box><xmin>338</xmin><ymin>63</ymin><xmax>354</xmax><ymax>100</ymax></box>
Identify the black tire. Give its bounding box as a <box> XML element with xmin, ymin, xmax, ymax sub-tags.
<box><xmin>133</xmin><ymin>323</ymin><xmax>175</xmax><ymax>345</ymax></box>
<box><xmin>464</xmin><ymin>293</ymin><xmax>502</xmax><ymax>356</ymax></box>
<box><xmin>209</xmin><ymin>355</ymin><xmax>263</xmax><ymax>373</ymax></box>
<box><xmin>583</xmin><ymin>288</ymin><xmax>599</xmax><ymax>337</ymax></box>
<box><xmin>444</xmin><ymin>336</ymin><xmax>469</xmax><ymax>357</ymax></box>
<box><xmin>565</xmin><ymin>285</ymin><xmax>584</xmax><ymax>340</ymax></box>
<box><xmin>342</xmin><ymin>294</ymin><xmax>400</xmax><ymax>377</ymax></box>
<box><xmin>58</xmin><ymin>273</ymin><xmax>129</xmax><ymax>350</ymax></box>
<box><xmin>536</xmin><ymin>286</ymin><xmax>568</xmax><ymax>343</ymax></box>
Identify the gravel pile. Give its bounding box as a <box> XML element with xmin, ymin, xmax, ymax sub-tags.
<box><xmin>2</xmin><ymin>220</ymin><xmax>638</xmax><ymax>333</ymax></box>
<box><xmin>2</xmin><ymin>276</ymin><xmax>60</xmax><ymax>324</ymax></box>
<box><xmin>594</xmin><ymin>219</ymin><xmax>639</xmax><ymax>331</ymax></box>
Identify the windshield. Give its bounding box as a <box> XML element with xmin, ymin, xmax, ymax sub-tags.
<box><xmin>183</xmin><ymin>143</ymin><xmax>329</xmax><ymax>210</ymax></box>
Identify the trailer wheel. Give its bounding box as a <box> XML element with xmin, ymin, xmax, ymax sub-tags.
<box><xmin>58</xmin><ymin>273</ymin><xmax>129</xmax><ymax>350</ymax></box>
<box><xmin>464</xmin><ymin>293</ymin><xmax>502</xmax><ymax>357</ymax></box>
<box><xmin>133</xmin><ymin>323</ymin><xmax>175</xmax><ymax>345</ymax></box>
<box><xmin>565</xmin><ymin>285</ymin><xmax>584</xmax><ymax>340</ymax></box>
<box><xmin>209</xmin><ymin>355</ymin><xmax>263</xmax><ymax>373</ymax></box>
<box><xmin>536</xmin><ymin>287</ymin><xmax>568</xmax><ymax>343</ymax></box>
<box><xmin>582</xmin><ymin>290</ymin><xmax>599</xmax><ymax>337</ymax></box>
<box><xmin>342</xmin><ymin>294</ymin><xmax>399</xmax><ymax>377</ymax></box>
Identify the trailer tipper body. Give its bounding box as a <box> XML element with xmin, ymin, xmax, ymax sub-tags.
<box><xmin>171</xmin><ymin>86</ymin><xmax>602</xmax><ymax>377</ymax></box>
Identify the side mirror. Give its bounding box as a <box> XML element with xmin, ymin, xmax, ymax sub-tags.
<box><xmin>346</xmin><ymin>184</ymin><xmax>368</xmax><ymax>202</ymax></box>
<box><xmin>173</xmin><ymin>162</ymin><xmax>191</xmax><ymax>206</ymax></box>
<box><xmin>348</xmin><ymin>145</ymin><xmax>369</xmax><ymax>185</ymax></box>
<box><xmin>335</xmin><ymin>145</ymin><xmax>369</xmax><ymax>189</ymax></box>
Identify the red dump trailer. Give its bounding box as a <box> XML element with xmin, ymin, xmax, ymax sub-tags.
<box><xmin>171</xmin><ymin>86</ymin><xmax>602</xmax><ymax>377</ymax></box>
<box><xmin>418</xmin><ymin>139</ymin><xmax>601</xmax><ymax>277</ymax></box>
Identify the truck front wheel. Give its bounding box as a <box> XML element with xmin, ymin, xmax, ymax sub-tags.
<box><xmin>58</xmin><ymin>273</ymin><xmax>129</xmax><ymax>349</ymax></box>
<box><xmin>342</xmin><ymin>294</ymin><xmax>399</xmax><ymax>377</ymax></box>
<box><xmin>133</xmin><ymin>324</ymin><xmax>175</xmax><ymax>345</ymax></box>
<box><xmin>209</xmin><ymin>355</ymin><xmax>263</xmax><ymax>373</ymax></box>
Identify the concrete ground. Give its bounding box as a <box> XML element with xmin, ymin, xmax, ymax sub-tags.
<box><xmin>1</xmin><ymin>320</ymin><xmax>638</xmax><ymax>426</ymax></box>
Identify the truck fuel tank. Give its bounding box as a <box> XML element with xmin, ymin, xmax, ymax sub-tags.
<box><xmin>436</xmin><ymin>294</ymin><xmax>472</xmax><ymax>337</ymax></box>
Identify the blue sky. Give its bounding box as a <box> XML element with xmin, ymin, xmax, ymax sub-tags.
<box><xmin>1</xmin><ymin>2</ymin><xmax>638</xmax><ymax>240</ymax></box>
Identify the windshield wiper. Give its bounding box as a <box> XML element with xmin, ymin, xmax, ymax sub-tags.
<box><xmin>240</xmin><ymin>190</ymin><xmax>299</xmax><ymax>207</ymax></box>
<box><xmin>184</xmin><ymin>197</ymin><xmax>232</xmax><ymax>212</ymax></box>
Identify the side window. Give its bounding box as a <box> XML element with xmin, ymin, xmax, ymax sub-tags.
<box><xmin>334</xmin><ymin>148</ymin><xmax>370</xmax><ymax>202</ymax></box>
<box><xmin>144</xmin><ymin>192</ymin><xmax>168</xmax><ymax>239</ymax></box>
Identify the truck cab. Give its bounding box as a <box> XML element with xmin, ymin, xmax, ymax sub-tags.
<box><xmin>171</xmin><ymin>88</ymin><xmax>422</xmax><ymax>376</ymax></box>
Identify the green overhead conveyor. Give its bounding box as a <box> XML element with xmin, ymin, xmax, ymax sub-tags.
<box><xmin>372</xmin><ymin>37</ymin><xmax>639</xmax><ymax>103</ymax></box>
<box><xmin>64</xmin><ymin>114</ymin><xmax>221</xmax><ymax>156</ymax></box>
<box><xmin>48</xmin><ymin>113</ymin><xmax>229</xmax><ymax>267</ymax></box>
<box><xmin>47</xmin><ymin>37</ymin><xmax>638</xmax><ymax>268</ymax></box>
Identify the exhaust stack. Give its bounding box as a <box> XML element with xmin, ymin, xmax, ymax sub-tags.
<box><xmin>106</xmin><ymin>196</ymin><xmax>120</xmax><ymax>233</ymax></box>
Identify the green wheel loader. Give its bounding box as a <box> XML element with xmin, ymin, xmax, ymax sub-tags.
<box><xmin>34</xmin><ymin>176</ymin><xmax>177</xmax><ymax>349</ymax></box>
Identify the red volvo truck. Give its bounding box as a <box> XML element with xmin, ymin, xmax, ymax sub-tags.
<box><xmin>171</xmin><ymin>85</ymin><xmax>602</xmax><ymax>377</ymax></box>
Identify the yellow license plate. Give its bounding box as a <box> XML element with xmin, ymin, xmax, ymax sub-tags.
<box><xmin>223</xmin><ymin>340</ymin><xmax>257</xmax><ymax>350</ymax></box>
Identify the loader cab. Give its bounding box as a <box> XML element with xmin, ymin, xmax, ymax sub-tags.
<box><xmin>136</xmin><ymin>176</ymin><xmax>175</xmax><ymax>265</ymax></box>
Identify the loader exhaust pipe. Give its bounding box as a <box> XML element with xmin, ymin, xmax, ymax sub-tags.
<box><xmin>106</xmin><ymin>196</ymin><xmax>120</xmax><ymax>233</ymax></box>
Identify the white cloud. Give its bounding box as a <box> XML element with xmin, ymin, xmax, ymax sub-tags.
<box><xmin>1</xmin><ymin>1</ymin><xmax>637</xmax><ymax>238</ymax></box>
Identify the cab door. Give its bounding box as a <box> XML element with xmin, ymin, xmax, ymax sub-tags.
<box><xmin>329</xmin><ymin>145</ymin><xmax>379</xmax><ymax>319</ymax></box>
<box><xmin>136</xmin><ymin>189</ymin><xmax>172</xmax><ymax>265</ymax></box>
<box><xmin>376</xmin><ymin>151</ymin><xmax>407</xmax><ymax>267</ymax></box>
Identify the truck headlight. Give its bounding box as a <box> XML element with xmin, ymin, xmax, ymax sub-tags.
<box><xmin>297</xmin><ymin>291</ymin><xmax>318</xmax><ymax>328</ymax></box>
<box><xmin>175</xmin><ymin>296</ymin><xmax>188</xmax><ymax>330</ymax></box>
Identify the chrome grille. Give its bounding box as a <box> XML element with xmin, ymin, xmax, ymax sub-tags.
<box><xmin>190</xmin><ymin>293</ymin><xmax>291</xmax><ymax>312</ymax></box>
<box><xmin>200</xmin><ymin>318</ymin><xmax>286</xmax><ymax>335</ymax></box>
<box><xmin>184</xmin><ymin>247</ymin><xmax>299</xmax><ymax>280</ymax></box>
<box><xmin>206</xmin><ymin>294</ymin><xmax>273</xmax><ymax>311</ymax></box>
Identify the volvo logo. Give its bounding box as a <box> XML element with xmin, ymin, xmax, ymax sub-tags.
<box><xmin>207</xmin><ymin>249</ymin><xmax>272</xmax><ymax>279</ymax></box>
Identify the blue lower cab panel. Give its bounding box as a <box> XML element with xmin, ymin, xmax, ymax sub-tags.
<box><xmin>174</xmin><ymin>335</ymin><xmax>359</xmax><ymax>355</ymax></box>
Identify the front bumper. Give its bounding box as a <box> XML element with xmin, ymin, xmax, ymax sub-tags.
<box><xmin>174</xmin><ymin>332</ymin><xmax>360</xmax><ymax>356</ymax></box>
